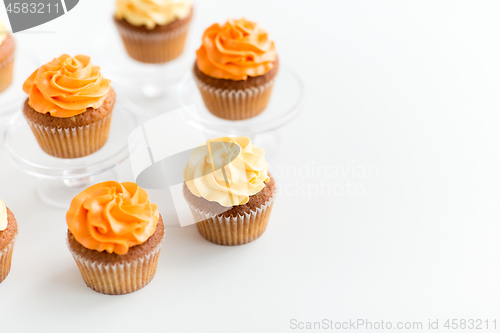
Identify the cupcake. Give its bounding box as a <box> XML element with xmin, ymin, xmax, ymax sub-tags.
<box><xmin>0</xmin><ymin>200</ymin><xmax>18</xmax><ymax>284</ymax></box>
<box><xmin>66</xmin><ymin>181</ymin><xmax>164</xmax><ymax>295</ymax></box>
<box><xmin>114</xmin><ymin>0</ymin><xmax>193</xmax><ymax>64</ymax></box>
<box><xmin>183</xmin><ymin>137</ymin><xmax>276</xmax><ymax>245</ymax></box>
<box><xmin>22</xmin><ymin>54</ymin><xmax>115</xmax><ymax>159</ymax></box>
<box><xmin>194</xmin><ymin>18</ymin><xmax>279</xmax><ymax>120</ymax></box>
<box><xmin>0</xmin><ymin>21</ymin><xmax>15</xmax><ymax>94</ymax></box>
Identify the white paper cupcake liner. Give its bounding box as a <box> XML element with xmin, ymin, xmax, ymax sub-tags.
<box><xmin>0</xmin><ymin>52</ymin><xmax>15</xmax><ymax>93</ymax></box>
<box><xmin>186</xmin><ymin>191</ymin><xmax>276</xmax><ymax>246</ymax></box>
<box><xmin>194</xmin><ymin>77</ymin><xmax>275</xmax><ymax>120</ymax></box>
<box><xmin>0</xmin><ymin>235</ymin><xmax>17</xmax><ymax>283</ymax></box>
<box><xmin>115</xmin><ymin>20</ymin><xmax>190</xmax><ymax>63</ymax></box>
<box><xmin>25</xmin><ymin>112</ymin><xmax>112</xmax><ymax>159</ymax></box>
<box><xmin>67</xmin><ymin>237</ymin><xmax>164</xmax><ymax>295</ymax></box>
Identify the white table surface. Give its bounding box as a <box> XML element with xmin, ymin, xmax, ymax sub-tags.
<box><xmin>1</xmin><ymin>1</ymin><xmax>499</xmax><ymax>332</ymax></box>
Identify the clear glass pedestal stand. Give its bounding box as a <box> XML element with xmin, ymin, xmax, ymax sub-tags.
<box><xmin>3</xmin><ymin>104</ymin><xmax>138</xmax><ymax>209</ymax></box>
<box><xmin>176</xmin><ymin>65</ymin><xmax>305</xmax><ymax>160</ymax></box>
<box><xmin>93</xmin><ymin>29</ymin><xmax>192</xmax><ymax>120</ymax></box>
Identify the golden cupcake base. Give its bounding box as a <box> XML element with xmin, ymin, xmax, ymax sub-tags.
<box><xmin>187</xmin><ymin>192</ymin><xmax>276</xmax><ymax>246</ymax></box>
<box><xmin>25</xmin><ymin>112</ymin><xmax>113</xmax><ymax>159</ymax></box>
<box><xmin>114</xmin><ymin>11</ymin><xmax>192</xmax><ymax>64</ymax></box>
<box><xmin>0</xmin><ymin>236</ymin><xmax>16</xmax><ymax>283</ymax></box>
<box><xmin>194</xmin><ymin>77</ymin><xmax>276</xmax><ymax>121</ymax></box>
<box><xmin>68</xmin><ymin>238</ymin><xmax>163</xmax><ymax>295</ymax></box>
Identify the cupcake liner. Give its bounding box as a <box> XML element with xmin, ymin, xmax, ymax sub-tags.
<box><xmin>115</xmin><ymin>20</ymin><xmax>191</xmax><ymax>64</ymax></box>
<box><xmin>25</xmin><ymin>112</ymin><xmax>113</xmax><ymax>159</ymax></box>
<box><xmin>0</xmin><ymin>52</ymin><xmax>14</xmax><ymax>94</ymax></box>
<box><xmin>194</xmin><ymin>77</ymin><xmax>275</xmax><ymax>120</ymax></box>
<box><xmin>0</xmin><ymin>235</ymin><xmax>17</xmax><ymax>283</ymax></box>
<box><xmin>67</xmin><ymin>237</ymin><xmax>164</xmax><ymax>295</ymax></box>
<box><xmin>186</xmin><ymin>191</ymin><xmax>276</xmax><ymax>246</ymax></box>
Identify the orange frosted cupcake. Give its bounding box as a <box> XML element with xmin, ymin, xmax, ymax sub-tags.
<box><xmin>22</xmin><ymin>55</ymin><xmax>115</xmax><ymax>159</ymax></box>
<box><xmin>114</xmin><ymin>0</ymin><xmax>193</xmax><ymax>63</ymax></box>
<box><xmin>0</xmin><ymin>200</ymin><xmax>18</xmax><ymax>284</ymax></box>
<box><xmin>66</xmin><ymin>181</ymin><xmax>164</xmax><ymax>295</ymax></box>
<box><xmin>0</xmin><ymin>21</ymin><xmax>15</xmax><ymax>94</ymax></box>
<box><xmin>194</xmin><ymin>19</ymin><xmax>278</xmax><ymax>120</ymax></box>
<box><xmin>183</xmin><ymin>137</ymin><xmax>277</xmax><ymax>245</ymax></box>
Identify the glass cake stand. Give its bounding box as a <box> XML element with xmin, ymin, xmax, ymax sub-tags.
<box><xmin>3</xmin><ymin>104</ymin><xmax>137</xmax><ymax>209</ymax></box>
<box><xmin>92</xmin><ymin>28</ymin><xmax>192</xmax><ymax>119</ymax></box>
<box><xmin>0</xmin><ymin>49</ymin><xmax>40</xmax><ymax>119</ymax></box>
<box><xmin>176</xmin><ymin>65</ymin><xmax>304</xmax><ymax>159</ymax></box>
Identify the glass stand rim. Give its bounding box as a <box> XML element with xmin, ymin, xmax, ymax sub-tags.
<box><xmin>3</xmin><ymin>103</ymin><xmax>137</xmax><ymax>180</ymax></box>
<box><xmin>176</xmin><ymin>65</ymin><xmax>305</xmax><ymax>137</ymax></box>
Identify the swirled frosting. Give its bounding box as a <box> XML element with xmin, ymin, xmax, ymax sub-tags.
<box><xmin>196</xmin><ymin>18</ymin><xmax>277</xmax><ymax>81</ymax></box>
<box><xmin>0</xmin><ymin>200</ymin><xmax>7</xmax><ymax>231</ymax></box>
<box><xmin>184</xmin><ymin>137</ymin><xmax>270</xmax><ymax>207</ymax></box>
<box><xmin>22</xmin><ymin>54</ymin><xmax>111</xmax><ymax>118</ymax></box>
<box><xmin>66</xmin><ymin>182</ymin><xmax>160</xmax><ymax>255</ymax></box>
<box><xmin>115</xmin><ymin>0</ymin><xmax>192</xmax><ymax>29</ymax></box>
<box><xmin>0</xmin><ymin>21</ymin><xmax>7</xmax><ymax>46</ymax></box>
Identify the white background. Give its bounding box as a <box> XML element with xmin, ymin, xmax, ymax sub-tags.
<box><xmin>1</xmin><ymin>0</ymin><xmax>500</xmax><ymax>332</ymax></box>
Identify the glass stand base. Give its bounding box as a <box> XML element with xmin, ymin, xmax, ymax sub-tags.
<box><xmin>115</xmin><ymin>82</ymin><xmax>182</xmax><ymax>119</ymax></box>
<box><xmin>37</xmin><ymin>170</ymin><xmax>119</xmax><ymax>209</ymax></box>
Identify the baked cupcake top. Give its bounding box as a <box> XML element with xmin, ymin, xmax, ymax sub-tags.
<box><xmin>22</xmin><ymin>54</ymin><xmax>111</xmax><ymax>118</ymax></box>
<box><xmin>0</xmin><ymin>21</ymin><xmax>8</xmax><ymax>46</ymax></box>
<box><xmin>115</xmin><ymin>0</ymin><xmax>192</xmax><ymax>29</ymax></box>
<box><xmin>184</xmin><ymin>136</ymin><xmax>269</xmax><ymax>207</ymax></box>
<box><xmin>66</xmin><ymin>181</ymin><xmax>160</xmax><ymax>255</ymax></box>
<box><xmin>0</xmin><ymin>200</ymin><xmax>7</xmax><ymax>231</ymax></box>
<box><xmin>196</xmin><ymin>18</ymin><xmax>277</xmax><ymax>81</ymax></box>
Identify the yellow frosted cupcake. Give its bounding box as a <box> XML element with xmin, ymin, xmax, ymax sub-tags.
<box><xmin>114</xmin><ymin>0</ymin><xmax>193</xmax><ymax>63</ymax></box>
<box><xmin>183</xmin><ymin>137</ymin><xmax>277</xmax><ymax>245</ymax></box>
<box><xmin>0</xmin><ymin>21</ymin><xmax>15</xmax><ymax>94</ymax></box>
<box><xmin>66</xmin><ymin>181</ymin><xmax>164</xmax><ymax>295</ymax></box>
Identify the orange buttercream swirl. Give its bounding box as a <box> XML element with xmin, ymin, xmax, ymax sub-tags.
<box><xmin>22</xmin><ymin>54</ymin><xmax>111</xmax><ymax>118</ymax></box>
<box><xmin>196</xmin><ymin>18</ymin><xmax>277</xmax><ymax>81</ymax></box>
<box><xmin>66</xmin><ymin>181</ymin><xmax>160</xmax><ymax>255</ymax></box>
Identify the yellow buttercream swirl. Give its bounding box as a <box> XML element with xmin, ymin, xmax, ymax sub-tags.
<box><xmin>115</xmin><ymin>0</ymin><xmax>192</xmax><ymax>29</ymax></box>
<box><xmin>184</xmin><ymin>137</ymin><xmax>269</xmax><ymax>207</ymax></box>
<box><xmin>0</xmin><ymin>21</ymin><xmax>8</xmax><ymax>46</ymax></box>
<box><xmin>66</xmin><ymin>182</ymin><xmax>159</xmax><ymax>255</ymax></box>
<box><xmin>0</xmin><ymin>200</ymin><xmax>7</xmax><ymax>231</ymax></box>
